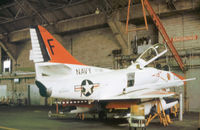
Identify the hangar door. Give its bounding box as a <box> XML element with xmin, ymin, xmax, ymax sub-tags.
<box><xmin>0</xmin><ymin>85</ymin><xmax>7</xmax><ymax>99</ymax></box>
<box><xmin>28</xmin><ymin>84</ymin><xmax>45</xmax><ymax>106</ymax></box>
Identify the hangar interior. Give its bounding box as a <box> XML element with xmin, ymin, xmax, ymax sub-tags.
<box><xmin>0</xmin><ymin>0</ymin><xmax>199</xmax><ymax>113</ymax></box>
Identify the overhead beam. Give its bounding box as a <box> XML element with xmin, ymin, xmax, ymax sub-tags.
<box><xmin>0</xmin><ymin>40</ymin><xmax>16</xmax><ymax>63</ymax></box>
<box><xmin>0</xmin><ymin>26</ymin><xmax>8</xmax><ymax>33</ymax></box>
<box><xmin>4</xmin><ymin>0</ymin><xmax>200</xmax><ymax>42</ymax></box>
<box><xmin>120</xmin><ymin>0</ymin><xmax>199</xmax><ymax>20</ymax></box>
<box><xmin>6</xmin><ymin>8</ymin><xmax>15</xmax><ymax>18</ymax></box>
<box><xmin>8</xmin><ymin>28</ymin><xmax>29</xmax><ymax>43</ymax></box>
<box><xmin>55</xmin><ymin>13</ymin><xmax>107</xmax><ymax>33</ymax></box>
<box><xmin>14</xmin><ymin>0</ymin><xmax>28</xmax><ymax>16</ymax></box>
<box><xmin>0</xmin><ymin>16</ymin><xmax>13</xmax><ymax>21</ymax></box>
<box><xmin>0</xmin><ymin>2</ymin><xmax>16</xmax><ymax>10</ymax></box>
<box><xmin>24</xmin><ymin>0</ymin><xmax>50</xmax><ymax>24</ymax></box>
<box><xmin>108</xmin><ymin>12</ymin><xmax>136</xmax><ymax>55</ymax></box>
<box><xmin>55</xmin><ymin>0</ymin><xmax>199</xmax><ymax>33</ymax></box>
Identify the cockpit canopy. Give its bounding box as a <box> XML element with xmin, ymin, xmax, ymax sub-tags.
<box><xmin>129</xmin><ymin>43</ymin><xmax>167</xmax><ymax>69</ymax></box>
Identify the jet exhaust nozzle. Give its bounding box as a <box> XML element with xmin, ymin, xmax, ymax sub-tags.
<box><xmin>35</xmin><ymin>80</ymin><xmax>52</xmax><ymax>97</ymax></box>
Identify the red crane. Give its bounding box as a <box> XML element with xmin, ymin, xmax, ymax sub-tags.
<box><xmin>126</xmin><ymin>0</ymin><xmax>185</xmax><ymax>71</ymax></box>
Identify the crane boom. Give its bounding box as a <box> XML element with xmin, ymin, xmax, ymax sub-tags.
<box><xmin>143</xmin><ymin>0</ymin><xmax>185</xmax><ymax>71</ymax></box>
<box><xmin>126</xmin><ymin>0</ymin><xmax>185</xmax><ymax>71</ymax></box>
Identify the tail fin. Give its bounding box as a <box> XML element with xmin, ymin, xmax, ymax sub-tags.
<box><xmin>29</xmin><ymin>25</ymin><xmax>83</xmax><ymax>65</ymax></box>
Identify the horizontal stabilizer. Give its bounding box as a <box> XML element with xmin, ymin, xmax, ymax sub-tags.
<box><xmin>36</xmin><ymin>63</ymin><xmax>72</xmax><ymax>77</ymax></box>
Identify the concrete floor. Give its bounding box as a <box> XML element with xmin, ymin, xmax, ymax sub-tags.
<box><xmin>0</xmin><ymin>106</ymin><xmax>198</xmax><ymax>130</ymax></box>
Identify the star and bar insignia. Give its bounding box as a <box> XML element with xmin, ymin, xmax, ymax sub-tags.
<box><xmin>74</xmin><ymin>79</ymin><xmax>99</xmax><ymax>97</ymax></box>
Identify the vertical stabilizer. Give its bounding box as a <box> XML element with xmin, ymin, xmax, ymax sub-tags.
<box><xmin>30</xmin><ymin>25</ymin><xmax>84</xmax><ymax>65</ymax></box>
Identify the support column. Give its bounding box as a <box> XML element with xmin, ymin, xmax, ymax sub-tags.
<box><xmin>0</xmin><ymin>40</ymin><xmax>17</xmax><ymax>72</ymax></box>
<box><xmin>184</xmin><ymin>73</ymin><xmax>189</xmax><ymax>111</ymax></box>
<box><xmin>179</xmin><ymin>93</ymin><xmax>183</xmax><ymax>121</ymax></box>
<box><xmin>107</xmin><ymin>12</ymin><xmax>136</xmax><ymax>55</ymax></box>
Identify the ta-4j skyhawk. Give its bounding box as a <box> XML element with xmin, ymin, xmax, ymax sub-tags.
<box><xmin>29</xmin><ymin>25</ymin><xmax>194</xmax><ymax>119</ymax></box>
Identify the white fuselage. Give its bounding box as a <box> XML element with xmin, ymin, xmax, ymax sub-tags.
<box><xmin>35</xmin><ymin>62</ymin><xmax>182</xmax><ymax>100</ymax></box>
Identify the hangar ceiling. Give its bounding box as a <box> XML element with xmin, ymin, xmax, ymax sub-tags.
<box><xmin>0</xmin><ymin>0</ymin><xmax>198</xmax><ymax>36</ymax></box>
<box><xmin>0</xmin><ymin>0</ymin><xmax>141</xmax><ymax>35</ymax></box>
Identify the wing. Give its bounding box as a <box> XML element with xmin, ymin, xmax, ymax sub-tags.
<box><xmin>101</xmin><ymin>78</ymin><xmax>195</xmax><ymax>100</ymax></box>
<box><xmin>101</xmin><ymin>89</ymin><xmax>175</xmax><ymax>100</ymax></box>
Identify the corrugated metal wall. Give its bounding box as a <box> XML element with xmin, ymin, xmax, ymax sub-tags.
<box><xmin>159</xmin><ymin>12</ymin><xmax>200</xmax><ymax>112</ymax></box>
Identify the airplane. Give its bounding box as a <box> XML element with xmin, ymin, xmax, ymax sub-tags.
<box><xmin>29</xmin><ymin>25</ymin><xmax>194</xmax><ymax>120</ymax></box>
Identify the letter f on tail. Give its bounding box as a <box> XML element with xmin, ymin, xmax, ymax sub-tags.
<box><xmin>29</xmin><ymin>25</ymin><xmax>84</xmax><ymax>65</ymax></box>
